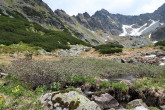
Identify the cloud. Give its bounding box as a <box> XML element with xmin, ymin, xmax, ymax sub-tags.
<box><xmin>43</xmin><ymin>0</ymin><xmax>165</xmax><ymax>16</ymax></box>
<box><xmin>134</xmin><ymin>0</ymin><xmax>165</xmax><ymax>14</ymax></box>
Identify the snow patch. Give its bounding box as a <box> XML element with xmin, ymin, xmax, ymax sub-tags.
<box><xmin>120</xmin><ymin>20</ymin><xmax>161</xmax><ymax>36</ymax></box>
<box><xmin>160</xmin><ymin>63</ymin><xmax>165</xmax><ymax>66</ymax></box>
<box><xmin>162</xmin><ymin>57</ymin><xmax>165</xmax><ymax>60</ymax></box>
<box><xmin>145</xmin><ymin>55</ymin><xmax>156</xmax><ymax>59</ymax></box>
<box><xmin>161</xmin><ymin>23</ymin><xmax>164</xmax><ymax>26</ymax></box>
<box><xmin>153</xmin><ymin>41</ymin><xmax>158</xmax><ymax>44</ymax></box>
<box><xmin>149</xmin><ymin>34</ymin><xmax>151</xmax><ymax>38</ymax></box>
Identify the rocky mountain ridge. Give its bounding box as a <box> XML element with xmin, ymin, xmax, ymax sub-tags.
<box><xmin>75</xmin><ymin>3</ymin><xmax>165</xmax><ymax>36</ymax></box>
<box><xmin>1</xmin><ymin>0</ymin><xmax>165</xmax><ymax>46</ymax></box>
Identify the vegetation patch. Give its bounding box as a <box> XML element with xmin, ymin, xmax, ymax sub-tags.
<box><xmin>0</xmin><ymin>76</ymin><xmax>44</xmax><ymax>109</ymax></box>
<box><xmin>133</xmin><ymin>76</ymin><xmax>165</xmax><ymax>92</ymax></box>
<box><xmin>99</xmin><ymin>81</ymin><xmax>110</xmax><ymax>89</ymax></box>
<box><xmin>111</xmin><ymin>82</ymin><xmax>129</xmax><ymax>92</ymax></box>
<box><xmin>155</xmin><ymin>40</ymin><xmax>165</xmax><ymax>50</ymax></box>
<box><xmin>155</xmin><ymin>40</ymin><xmax>165</xmax><ymax>47</ymax></box>
<box><xmin>23</xmin><ymin>6</ymin><xmax>44</xmax><ymax>18</ymax></box>
<box><xmin>0</xmin><ymin>42</ymin><xmax>41</xmax><ymax>54</ymax></box>
<box><xmin>5</xmin><ymin>58</ymin><xmax>165</xmax><ymax>88</ymax></box>
<box><xmin>0</xmin><ymin>12</ymin><xmax>91</xmax><ymax>52</ymax></box>
<box><xmin>94</xmin><ymin>44</ymin><xmax>123</xmax><ymax>54</ymax></box>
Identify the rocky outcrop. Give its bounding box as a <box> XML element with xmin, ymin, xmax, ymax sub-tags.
<box><xmin>128</xmin><ymin>99</ymin><xmax>149</xmax><ymax>110</ymax></box>
<box><xmin>91</xmin><ymin>93</ymin><xmax>122</xmax><ymax>110</ymax></box>
<box><xmin>54</xmin><ymin>10</ymin><xmax>102</xmax><ymax>45</ymax></box>
<box><xmin>54</xmin><ymin>45</ymin><xmax>91</xmax><ymax>57</ymax></box>
<box><xmin>112</xmin><ymin>51</ymin><xmax>165</xmax><ymax>66</ymax></box>
<box><xmin>55</xmin><ymin>9</ymin><xmax>76</xmax><ymax>25</ymax></box>
<box><xmin>40</xmin><ymin>91</ymin><xmax>101</xmax><ymax>110</ymax></box>
<box><xmin>76</xmin><ymin>9</ymin><xmax>123</xmax><ymax>35</ymax></box>
<box><xmin>38</xmin><ymin>45</ymin><xmax>92</xmax><ymax>56</ymax></box>
<box><xmin>1</xmin><ymin>0</ymin><xmax>63</xmax><ymax>29</ymax></box>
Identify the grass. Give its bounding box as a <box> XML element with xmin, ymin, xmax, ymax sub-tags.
<box><xmin>133</xmin><ymin>76</ymin><xmax>165</xmax><ymax>92</ymax></box>
<box><xmin>0</xmin><ymin>42</ymin><xmax>41</xmax><ymax>54</ymax></box>
<box><xmin>112</xmin><ymin>82</ymin><xmax>129</xmax><ymax>92</ymax></box>
<box><xmin>0</xmin><ymin>76</ymin><xmax>44</xmax><ymax>110</ymax></box>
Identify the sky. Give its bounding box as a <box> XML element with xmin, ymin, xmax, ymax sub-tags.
<box><xmin>42</xmin><ymin>0</ymin><xmax>165</xmax><ymax>16</ymax></box>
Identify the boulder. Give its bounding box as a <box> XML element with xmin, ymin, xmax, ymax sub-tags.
<box><xmin>128</xmin><ymin>99</ymin><xmax>149</xmax><ymax>110</ymax></box>
<box><xmin>132</xmin><ymin>106</ymin><xmax>148</xmax><ymax>110</ymax></box>
<box><xmin>0</xmin><ymin>73</ymin><xmax>7</xmax><ymax>78</ymax></box>
<box><xmin>40</xmin><ymin>91</ymin><xmax>101</xmax><ymax>110</ymax></box>
<box><xmin>144</xmin><ymin>55</ymin><xmax>156</xmax><ymax>59</ymax></box>
<box><xmin>128</xmin><ymin>58</ymin><xmax>138</xmax><ymax>64</ymax></box>
<box><xmin>112</xmin><ymin>57</ymin><xmax>121</xmax><ymax>63</ymax></box>
<box><xmin>12</xmin><ymin>53</ymin><xmax>18</xmax><ymax>58</ymax></box>
<box><xmin>121</xmin><ymin>59</ymin><xmax>126</xmax><ymax>63</ymax></box>
<box><xmin>54</xmin><ymin>45</ymin><xmax>91</xmax><ymax>57</ymax></box>
<box><xmin>128</xmin><ymin>99</ymin><xmax>143</xmax><ymax>105</ymax></box>
<box><xmin>91</xmin><ymin>93</ymin><xmax>122</xmax><ymax>109</ymax></box>
<box><xmin>155</xmin><ymin>51</ymin><xmax>165</xmax><ymax>57</ymax></box>
<box><xmin>160</xmin><ymin>105</ymin><xmax>165</xmax><ymax>109</ymax></box>
<box><xmin>38</xmin><ymin>49</ymin><xmax>46</xmax><ymax>55</ymax></box>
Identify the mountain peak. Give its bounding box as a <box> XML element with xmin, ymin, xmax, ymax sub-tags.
<box><xmin>154</xmin><ymin>3</ymin><xmax>165</xmax><ymax>13</ymax></box>
<box><xmin>100</xmin><ymin>9</ymin><xmax>109</xmax><ymax>14</ymax></box>
<box><xmin>83</xmin><ymin>12</ymin><xmax>90</xmax><ymax>18</ymax></box>
<box><xmin>94</xmin><ymin>9</ymin><xmax>110</xmax><ymax>16</ymax></box>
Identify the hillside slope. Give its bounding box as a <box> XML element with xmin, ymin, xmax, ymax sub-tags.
<box><xmin>0</xmin><ymin>8</ymin><xmax>91</xmax><ymax>52</ymax></box>
<box><xmin>0</xmin><ymin>0</ymin><xmax>103</xmax><ymax>45</ymax></box>
<box><xmin>151</xmin><ymin>24</ymin><xmax>165</xmax><ymax>41</ymax></box>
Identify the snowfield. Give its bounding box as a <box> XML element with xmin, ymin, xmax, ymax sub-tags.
<box><xmin>120</xmin><ymin>20</ymin><xmax>161</xmax><ymax>36</ymax></box>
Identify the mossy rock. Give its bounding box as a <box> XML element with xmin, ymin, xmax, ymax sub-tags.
<box><xmin>40</xmin><ymin>91</ymin><xmax>101</xmax><ymax>110</ymax></box>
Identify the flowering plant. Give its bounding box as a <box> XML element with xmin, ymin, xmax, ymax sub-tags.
<box><xmin>12</xmin><ymin>85</ymin><xmax>23</xmax><ymax>98</ymax></box>
<box><xmin>0</xmin><ymin>95</ymin><xmax>5</xmax><ymax>109</ymax></box>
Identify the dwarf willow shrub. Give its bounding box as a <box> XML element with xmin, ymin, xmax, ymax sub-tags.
<box><xmin>6</xmin><ymin>59</ymin><xmax>65</xmax><ymax>88</ymax></box>
<box><xmin>6</xmin><ymin>58</ymin><xmax>165</xmax><ymax>88</ymax></box>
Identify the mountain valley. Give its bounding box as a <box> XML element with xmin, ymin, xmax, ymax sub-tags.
<box><xmin>0</xmin><ymin>0</ymin><xmax>165</xmax><ymax>110</ymax></box>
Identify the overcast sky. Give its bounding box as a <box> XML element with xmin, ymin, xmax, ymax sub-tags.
<box><xmin>42</xmin><ymin>0</ymin><xmax>165</xmax><ymax>16</ymax></box>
